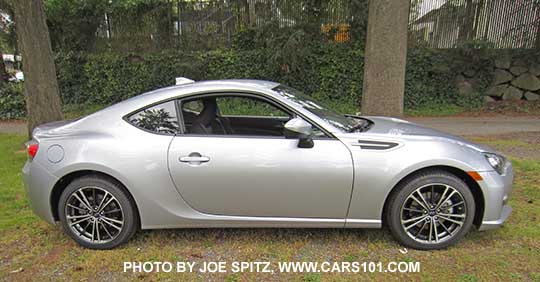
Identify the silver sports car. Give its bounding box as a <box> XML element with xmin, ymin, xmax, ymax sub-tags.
<box><xmin>23</xmin><ymin>79</ymin><xmax>513</xmax><ymax>250</ymax></box>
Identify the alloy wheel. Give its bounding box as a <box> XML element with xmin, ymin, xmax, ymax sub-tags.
<box><xmin>64</xmin><ymin>186</ymin><xmax>124</xmax><ymax>244</ymax></box>
<box><xmin>400</xmin><ymin>183</ymin><xmax>467</xmax><ymax>244</ymax></box>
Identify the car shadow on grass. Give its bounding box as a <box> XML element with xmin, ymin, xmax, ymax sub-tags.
<box><xmin>125</xmin><ymin>225</ymin><xmax>500</xmax><ymax>252</ymax></box>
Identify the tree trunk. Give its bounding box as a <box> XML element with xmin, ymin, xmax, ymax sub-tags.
<box><xmin>0</xmin><ymin>3</ymin><xmax>11</xmax><ymax>82</ymax></box>
<box><xmin>0</xmin><ymin>52</ymin><xmax>8</xmax><ymax>82</ymax></box>
<box><xmin>361</xmin><ymin>0</ymin><xmax>410</xmax><ymax>116</ymax></box>
<box><xmin>10</xmin><ymin>0</ymin><xmax>63</xmax><ymax>138</ymax></box>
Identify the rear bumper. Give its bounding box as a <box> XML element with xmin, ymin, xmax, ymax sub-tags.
<box><xmin>22</xmin><ymin>160</ymin><xmax>58</xmax><ymax>225</ymax></box>
<box><xmin>477</xmin><ymin>161</ymin><xmax>514</xmax><ymax>231</ymax></box>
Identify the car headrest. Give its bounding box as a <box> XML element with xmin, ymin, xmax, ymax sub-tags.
<box><xmin>197</xmin><ymin>98</ymin><xmax>217</xmax><ymax>126</ymax></box>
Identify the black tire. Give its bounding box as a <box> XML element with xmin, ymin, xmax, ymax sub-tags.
<box><xmin>58</xmin><ymin>175</ymin><xmax>138</xmax><ymax>249</ymax></box>
<box><xmin>385</xmin><ymin>170</ymin><xmax>475</xmax><ymax>250</ymax></box>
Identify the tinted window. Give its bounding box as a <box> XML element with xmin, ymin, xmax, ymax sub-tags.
<box><xmin>179</xmin><ymin>95</ymin><xmax>291</xmax><ymax>136</ymax></box>
<box><xmin>128</xmin><ymin>101</ymin><xmax>179</xmax><ymax>134</ymax></box>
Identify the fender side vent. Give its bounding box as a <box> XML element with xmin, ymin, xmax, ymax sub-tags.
<box><xmin>355</xmin><ymin>140</ymin><xmax>398</xmax><ymax>150</ymax></box>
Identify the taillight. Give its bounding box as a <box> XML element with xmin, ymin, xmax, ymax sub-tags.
<box><xmin>27</xmin><ymin>143</ymin><xmax>39</xmax><ymax>158</ymax></box>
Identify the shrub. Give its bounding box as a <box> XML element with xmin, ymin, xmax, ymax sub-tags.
<box><xmin>56</xmin><ymin>51</ymin><xmax>206</xmax><ymax>105</ymax></box>
<box><xmin>0</xmin><ymin>82</ymin><xmax>25</xmax><ymax>120</ymax></box>
<box><xmin>55</xmin><ymin>51</ymin><xmax>88</xmax><ymax>105</ymax></box>
<box><xmin>53</xmin><ymin>46</ymin><xmax>483</xmax><ymax>112</ymax></box>
<box><xmin>2</xmin><ymin>44</ymin><xmax>508</xmax><ymax>120</ymax></box>
<box><xmin>54</xmin><ymin>44</ymin><xmax>366</xmax><ymax>108</ymax></box>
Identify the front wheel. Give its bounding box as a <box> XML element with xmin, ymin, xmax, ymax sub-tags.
<box><xmin>58</xmin><ymin>175</ymin><xmax>138</xmax><ymax>249</ymax></box>
<box><xmin>386</xmin><ymin>170</ymin><xmax>476</xmax><ymax>250</ymax></box>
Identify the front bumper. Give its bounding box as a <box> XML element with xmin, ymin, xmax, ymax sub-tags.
<box><xmin>479</xmin><ymin>205</ymin><xmax>512</xmax><ymax>231</ymax></box>
<box><xmin>22</xmin><ymin>160</ymin><xmax>59</xmax><ymax>225</ymax></box>
<box><xmin>477</xmin><ymin>160</ymin><xmax>514</xmax><ymax>231</ymax></box>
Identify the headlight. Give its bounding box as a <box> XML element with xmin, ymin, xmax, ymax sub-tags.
<box><xmin>484</xmin><ymin>153</ymin><xmax>506</xmax><ymax>174</ymax></box>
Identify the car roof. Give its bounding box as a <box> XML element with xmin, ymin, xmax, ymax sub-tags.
<box><xmin>140</xmin><ymin>79</ymin><xmax>281</xmax><ymax>99</ymax></box>
<box><xmin>195</xmin><ymin>79</ymin><xmax>281</xmax><ymax>90</ymax></box>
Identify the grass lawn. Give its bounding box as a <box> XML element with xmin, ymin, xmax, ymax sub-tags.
<box><xmin>0</xmin><ymin>133</ymin><xmax>539</xmax><ymax>281</ymax></box>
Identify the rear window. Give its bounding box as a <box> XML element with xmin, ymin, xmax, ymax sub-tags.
<box><xmin>127</xmin><ymin>100</ymin><xmax>179</xmax><ymax>135</ymax></box>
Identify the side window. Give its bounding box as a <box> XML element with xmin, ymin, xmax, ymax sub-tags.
<box><xmin>128</xmin><ymin>100</ymin><xmax>179</xmax><ymax>134</ymax></box>
<box><xmin>178</xmin><ymin>94</ymin><xmax>328</xmax><ymax>138</ymax></box>
<box><xmin>216</xmin><ymin>96</ymin><xmax>289</xmax><ymax>118</ymax></box>
<box><xmin>179</xmin><ymin>95</ymin><xmax>292</xmax><ymax>136</ymax></box>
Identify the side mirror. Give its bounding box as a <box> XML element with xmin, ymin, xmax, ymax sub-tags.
<box><xmin>284</xmin><ymin>117</ymin><xmax>314</xmax><ymax>148</ymax></box>
<box><xmin>284</xmin><ymin>117</ymin><xmax>312</xmax><ymax>135</ymax></box>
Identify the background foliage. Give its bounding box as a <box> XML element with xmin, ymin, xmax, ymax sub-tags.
<box><xmin>0</xmin><ymin>82</ymin><xmax>24</xmax><ymax>120</ymax></box>
<box><xmin>45</xmin><ymin>0</ymin><xmax>108</xmax><ymax>52</ymax></box>
<box><xmin>1</xmin><ymin>43</ymin><xmax>503</xmax><ymax>119</ymax></box>
<box><xmin>1</xmin><ymin>0</ymin><xmax>538</xmax><ymax>119</ymax></box>
<box><xmin>58</xmin><ymin>44</ymin><xmax>500</xmax><ymax>110</ymax></box>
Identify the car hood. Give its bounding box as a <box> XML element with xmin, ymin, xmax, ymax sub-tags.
<box><xmin>352</xmin><ymin>116</ymin><xmax>494</xmax><ymax>153</ymax></box>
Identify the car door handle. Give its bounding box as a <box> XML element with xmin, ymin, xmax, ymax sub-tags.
<box><xmin>179</xmin><ymin>153</ymin><xmax>210</xmax><ymax>164</ymax></box>
<box><xmin>180</xmin><ymin>156</ymin><xmax>210</xmax><ymax>163</ymax></box>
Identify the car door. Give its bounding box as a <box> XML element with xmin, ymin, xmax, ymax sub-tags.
<box><xmin>167</xmin><ymin>94</ymin><xmax>354</xmax><ymax>219</ymax></box>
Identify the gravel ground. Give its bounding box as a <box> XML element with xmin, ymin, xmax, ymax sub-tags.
<box><xmin>407</xmin><ymin>116</ymin><xmax>540</xmax><ymax>136</ymax></box>
<box><xmin>0</xmin><ymin>120</ymin><xmax>26</xmax><ymax>135</ymax></box>
<box><xmin>468</xmin><ymin>131</ymin><xmax>540</xmax><ymax>161</ymax></box>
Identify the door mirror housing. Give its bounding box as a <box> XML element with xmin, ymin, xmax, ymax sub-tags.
<box><xmin>284</xmin><ymin>117</ymin><xmax>312</xmax><ymax>136</ymax></box>
<box><xmin>284</xmin><ymin>117</ymin><xmax>314</xmax><ymax>148</ymax></box>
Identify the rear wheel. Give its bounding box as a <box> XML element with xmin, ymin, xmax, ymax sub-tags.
<box><xmin>386</xmin><ymin>170</ymin><xmax>475</xmax><ymax>250</ymax></box>
<box><xmin>58</xmin><ymin>176</ymin><xmax>138</xmax><ymax>249</ymax></box>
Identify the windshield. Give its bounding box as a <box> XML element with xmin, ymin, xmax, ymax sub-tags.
<box><xmin>273</xmin><ymin>85</ymin><xmax>370</xmax><ymax>132</ymax></box>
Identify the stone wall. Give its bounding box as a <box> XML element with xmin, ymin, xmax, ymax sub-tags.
<box><xmin>482</xmin><ymin>56</ymin><xmax>540</xmax><ymax>102</ymax></box>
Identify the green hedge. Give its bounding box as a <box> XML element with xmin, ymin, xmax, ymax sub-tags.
<box><xmin>54</xmin><ymin>44</ymin><xmax>365</xmax><ymax>110</ymax></box>
<box><xmin>54</xmin><ymin>46</ymin><xmax>473</xmax><ymax>109</ymax></box>
<box><xmin>55</xmin><ymin>51</ymin><xmax>206</xmax><ymax>105</ymax></box>
<box><xmin>0</xmin><ymin>83</ymin><xmax>25</xmax><ymax>120</ymax></box>
<box><xmin>2</xmin><ymin>45</ymin><xmax>494</xmax><ymax>119</ymax></box>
